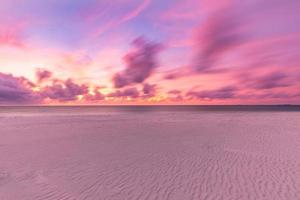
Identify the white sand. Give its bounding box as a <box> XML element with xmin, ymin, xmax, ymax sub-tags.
<box><xmin>1</xmin><ymin>110</ymin><xmax>300</xmax><ymax>199</ymax></box>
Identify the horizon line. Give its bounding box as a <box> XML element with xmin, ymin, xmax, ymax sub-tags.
<box><xmin>0</xmin><ymin>104</ymin><xmax>299</xmax><ymax>107</ymax></box>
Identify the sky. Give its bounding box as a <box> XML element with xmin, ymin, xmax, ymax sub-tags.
<box><xmin>0</xmin><ymin>0</ymin><xmax>299</xmax><ymax>105</ymax></box>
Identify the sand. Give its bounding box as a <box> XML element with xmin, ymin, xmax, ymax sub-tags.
<box><xmin>1</xmin><ymin>109</ymin><xmax>300</xmax><ymax>199</ymax></box>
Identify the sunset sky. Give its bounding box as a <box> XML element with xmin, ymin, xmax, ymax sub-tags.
<box><xmin>0</xmin><ymin>0</ymin><xmax>300</xmax><ymax>104</ymax></box>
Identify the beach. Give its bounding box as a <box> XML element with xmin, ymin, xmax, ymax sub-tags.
<box><xmin>1</xmin><ymin>106</ymin><xmax>300</xmax><ymax>200</ymax></box>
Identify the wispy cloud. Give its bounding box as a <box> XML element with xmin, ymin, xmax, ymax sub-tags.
<box><xmin>88</xmin><ymin>0</ymin><xmax>152</xmax><ymax>37</ymax></box>
<box><xmin>187</xmin><ymin>86</ymin><xmax>237</xmax><ymax>100</ymax></box>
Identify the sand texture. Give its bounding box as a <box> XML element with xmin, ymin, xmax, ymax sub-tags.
<box><xmin>1</xmin><ymin>110</ymin><xmax>300</xmax><ymax>199</ymax></box>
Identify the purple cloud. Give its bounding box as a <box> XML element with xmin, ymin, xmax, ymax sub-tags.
<box><xmin>108</xmin><ymin>87</ymin><xmax>140</xmax><ymax>98</ymax></box>
<box><xmin>142</xmin><ymin>83</ymin><xmax>156</xmax><ymax>97</ymax></box>
<box><xmin>168</xmin><ymin>90</ymin><xmax>181</xmax><ymax>95</ymax></box>
<box><xmin>187</xmin><ymin>86</ymin><xmax>237</xmax><ymax>100</ymax></box>
<box><xmin>112</xmin><ymin>37</ymin><xmax>162</xmax><ymax>88</ymax></box>
<box><xmin>84</xmin><ymin>87</ymin><xmax>104</xmax><ymax>101</ymax></box>
<box><xmin>252</xmin><ymin>72</ymin><xmax>289</xmax><ymax>89</ymax></box>
<box><xmin>0</xmin><ymin>72</ymin><xmax>38</xmax><ymax>103</ymax></box>
<box><xmin>36</xmin><ymin>69</ymin><xmax>52</xmax><ymax>83</ymax></box>
<box><xmin>164</xmin><ymin>73</ymin><xmax>179</xmax><ymax>80</ymax></box>
<box><xmin>194</xmin><ymin>7</ymin><xmax>244</xmax><ymax>72</ymax></box>
<box><xmin>239</xmin><ymin>71</ymin><xmax>292</xmax><ymax>90</ymax></box>
<box><xmin>41</xmin><ymin>79</ymin><xmax>88</xmax><ymax>102</ymax></box>
<box><xmin>163</xmin><ymin>67</ymin><xmax>190</xmax><ymax>80</ymax></box>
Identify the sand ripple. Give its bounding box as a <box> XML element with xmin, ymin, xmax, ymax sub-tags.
<box><xmin>0</xmin><ymin>112</ymin><xmax>300</xmax><ymax>199</ymax></box>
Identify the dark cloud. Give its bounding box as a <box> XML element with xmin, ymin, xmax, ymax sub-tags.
<box><xmin>41</xmin><ymin>79</ymin><xmax>88</xmax><ymax>102</ymax></box>
<box><xmin>0</xmin><ymin>72</ymin><xmax>38</xmax><ymax>103</ymax></box>
<box><xmin>36</xmin><ymin>69</ymin><xmax>52</xmax><ymax>83</ymax></box>
<box><xmin>187</xmin><ymin>86</ymin><xmax>237</xmax><ymax>100</ymax></box>
<box><xmin>108</xmin><ymin>87</ymin><xmax>140</xmax><ymax>98</ymax></box>
<box><xmin>112</xmin><ymin>37</ymin><xmax>162</xmax><ymax>88</ymax></box>
<box><xmin>142</xmin><ymin>83</ymin><xmax>156</xmax><ymax>97</ymax></box>
<box><xmin>0</xmin><ymin>70</ymin><xmax>106</xmax><ymax>103</ymax></box>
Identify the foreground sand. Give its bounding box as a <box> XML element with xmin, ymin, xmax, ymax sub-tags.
<box><xmin>1</xmin><ymin>110</ymin><xmax>300</xmax><ymax>199</ymax></box>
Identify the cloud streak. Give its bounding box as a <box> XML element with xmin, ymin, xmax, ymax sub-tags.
<box><xmin>248</xmin><ymin>72</ymin><xmax>290</xmax><ymax>90</ymax></box>
<box><xmin>187</xmin><ymin>86</ymin><xmax>237</xmax><ymax>100</ymax></box>
<box><xmin>87</xmin><ymin>0</ymin><xmax>152</xmax><ymax>37</ymax></box>
<box><xmin>193</xmin><ymin>3</ymin><xmax>245</xmax><ymax>72</ymax></box>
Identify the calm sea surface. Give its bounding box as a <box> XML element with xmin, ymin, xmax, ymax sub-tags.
<box><xmin>0</xmin><ymin>105</ymin><xmax>299</xmax><ymax>116</ymax></box>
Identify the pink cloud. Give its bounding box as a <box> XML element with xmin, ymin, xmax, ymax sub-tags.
<box><xmin>108</xmin><ymin>87</ymin><xmax>140</xmax><ymax>98</ymax></box>
<box><xmin>246</xmin><ymin>72</ymin><xmax>290</xmax><ymax>90</ymax></box>
<box><xmin>192</xmin><ymin>3</ymin><xmax>246</xmax><ymax>72</ymax></box>
<box><xmin>112</xmin><ymin>37</ymin><xmax>163</xmax><ymax>88</ymax></box>
<box><xmin>0</xmin><ymin>22</ymin><xmax>27</xmax><ymax>48</ymax></box>
<box><xmin>36</xmin><ymin>69</ymin><xmax>52</xmax><ymax>83</ymax></box>
<box><xmin>83</xmin><ymin>87</ymin><xmax>105</xmax><ymax>101</ymax></box>
<box><xmin>41</xmin><ymin>79</ymin><xmax>89</xmax><ymax>102</ymax></box>
<box><xmin>0</xmin><ymin>72</ymin><xmax>38</xmax><ymax>103</ymax></box>
<box><xmin>142</xmin><ymin>83</ymin><xmax>156</xmax><ymax>97</ymax></box>
<box><xmin>187</xmin><ymin>86</ymin><xmax>238</xmax><ymax>100</ymax></box>
<box><xmin>168</xmin><ymin>90</ymin><xmax>183</xmax><ymax>101</ymax></box>
<box><xmin>160</xmin><ymin>0</ymin><xmax>202</xmax><ymax>21</ymax></box>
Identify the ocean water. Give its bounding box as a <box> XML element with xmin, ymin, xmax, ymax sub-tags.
<box><xmin>0</xmin><ymin>106</ymin><xmax>300</xmax><ymax>200</ymax></box>
<box><xmin>0</xmin><ymin>105</ymin><xmax>300</xmax><ymax>116</ymax></box>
